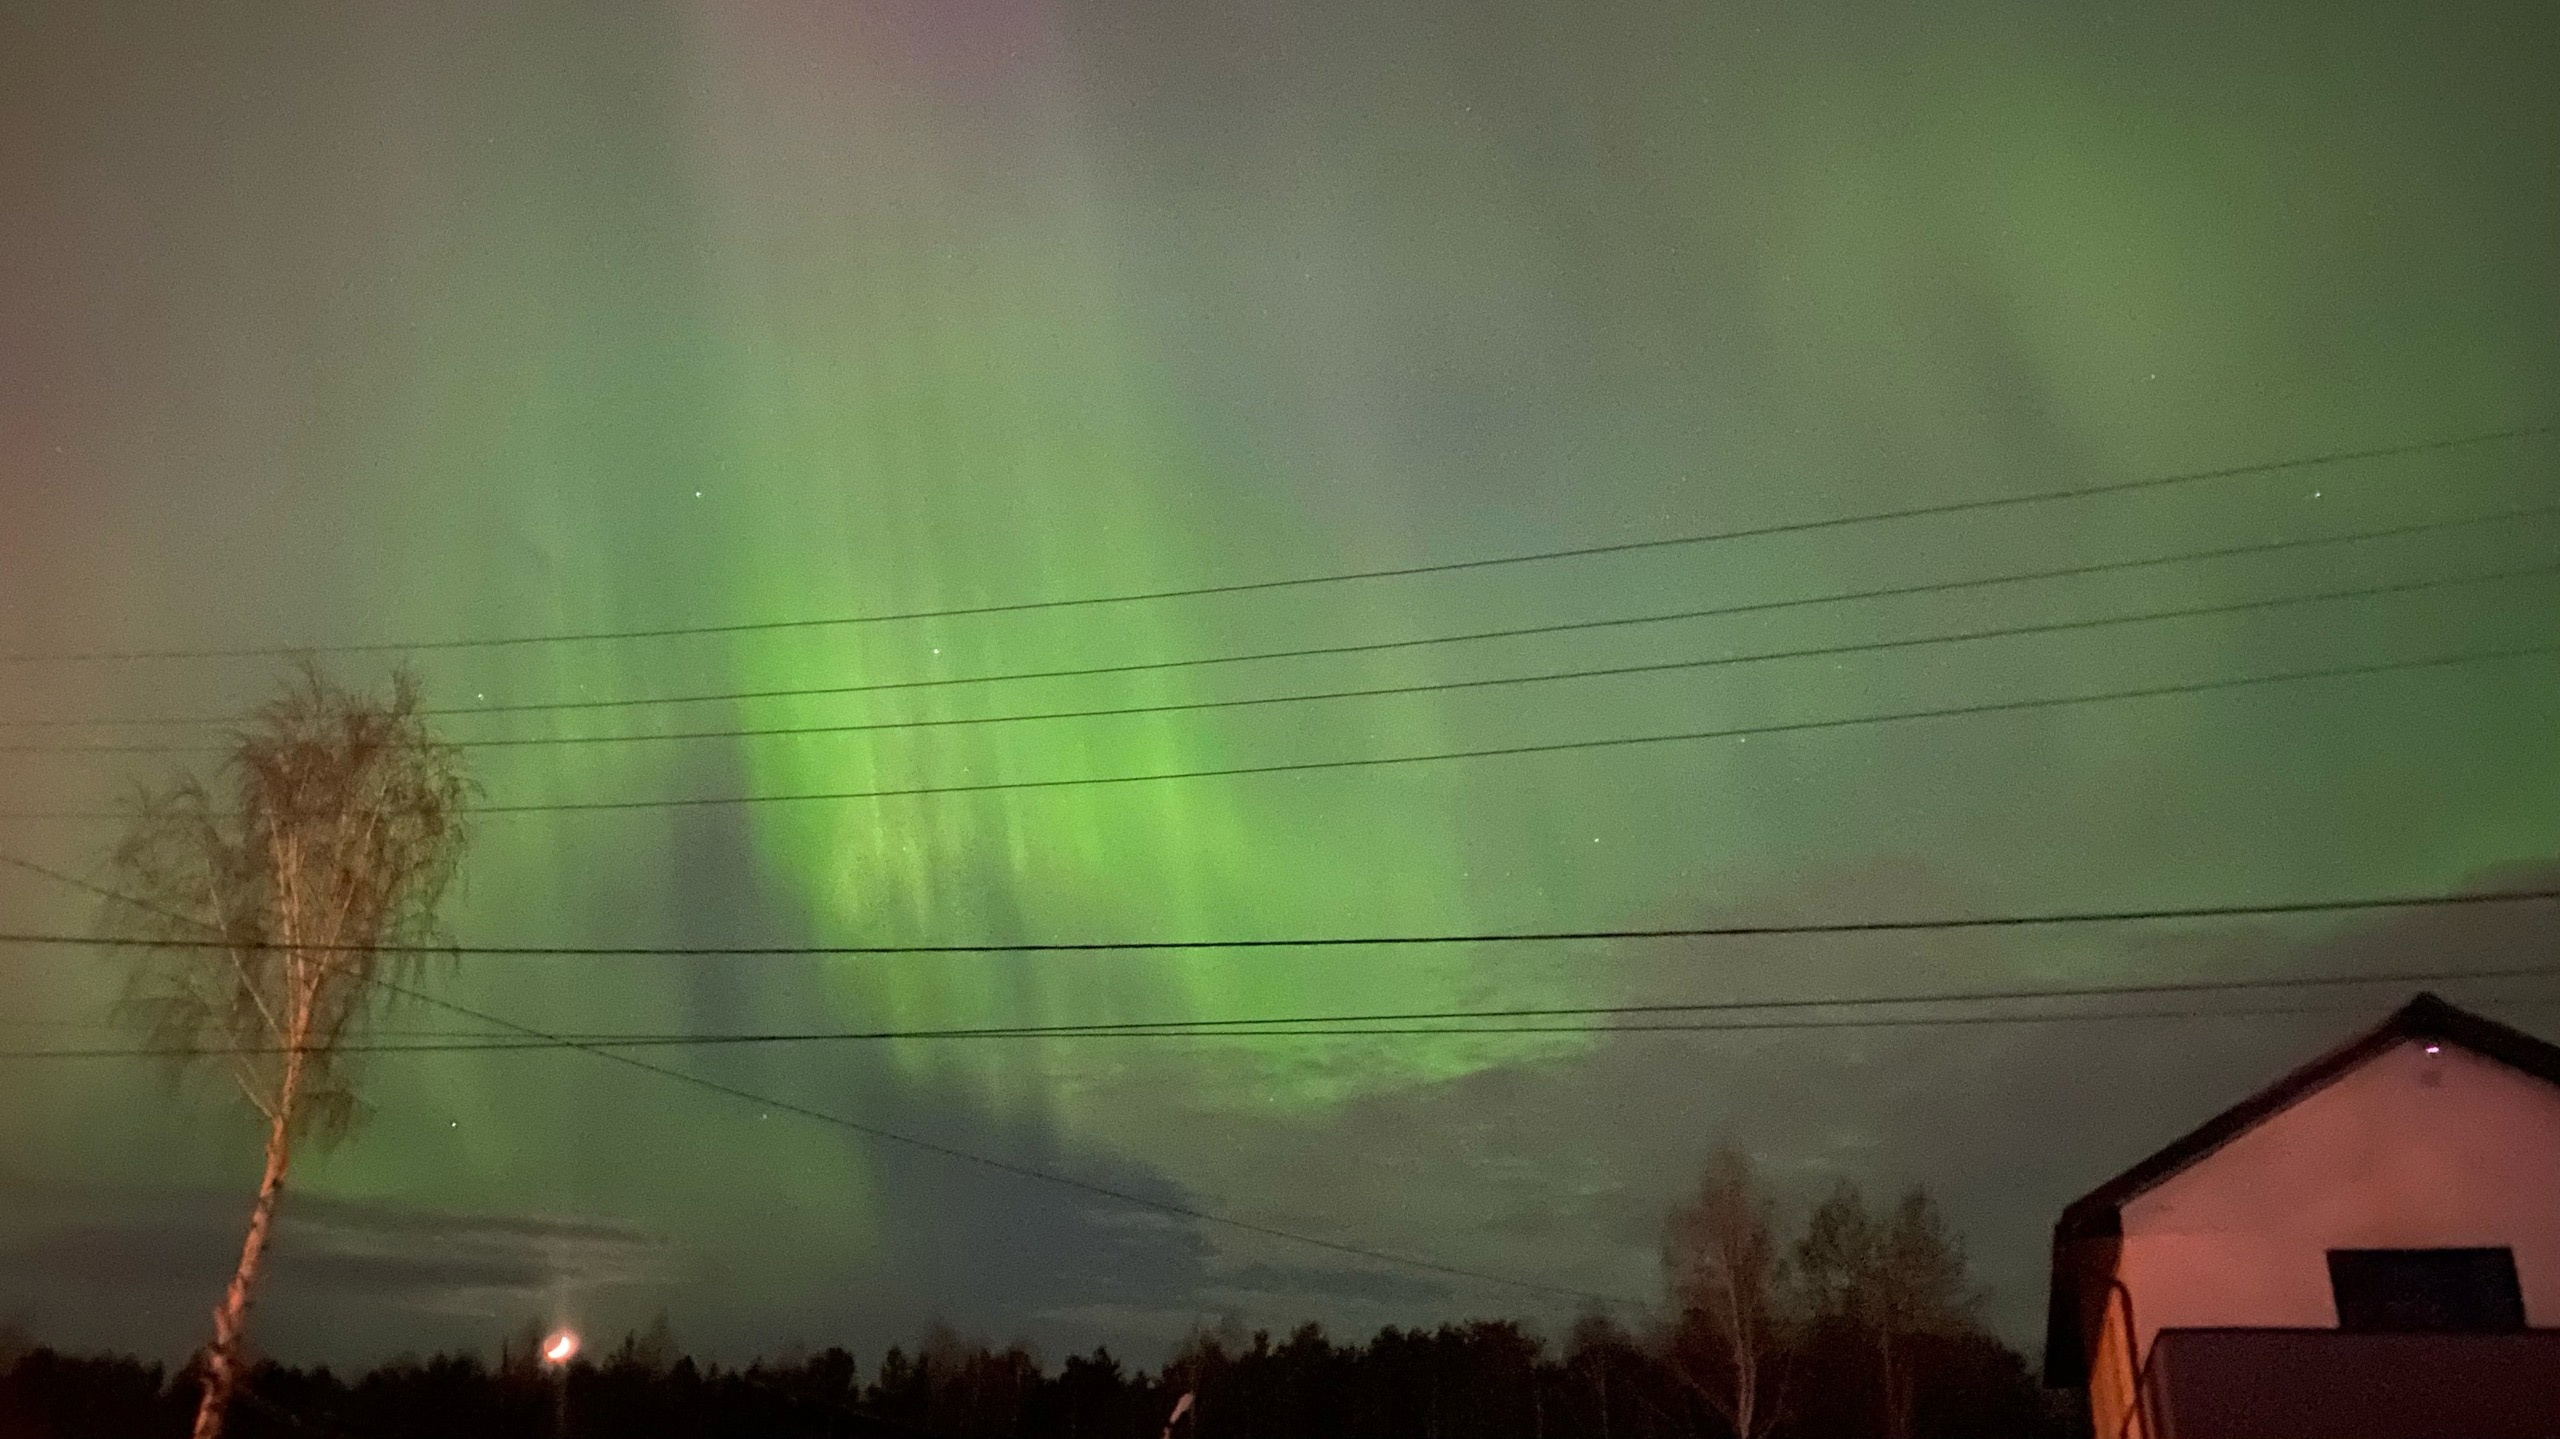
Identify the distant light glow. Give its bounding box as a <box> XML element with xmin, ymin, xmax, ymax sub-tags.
<box><xmin>2424</xmin><ymin>1044</ymin><xmax>2442</xmax><ymax>1055</ymax></box>
<box><xmin>543</xmin><ymin>1330</ymin><xmax>580</xmax><ymax>1365</ymax></box>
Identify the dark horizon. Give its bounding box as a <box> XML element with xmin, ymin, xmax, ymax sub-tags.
<box><xmin>6</xmin><ymin>1286</ymin><xmax>2075</xmax><ymax>1438</ymax></box>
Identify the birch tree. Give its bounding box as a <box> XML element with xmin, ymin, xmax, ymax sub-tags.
<box><xmin>1663</xmin><ymin>1143</ymin><xmax>1786</xmax><ymax>1439</ymax></box>
<box><xmin>103</xmin><ymin>665</ymin><xmax>469</xmax><ymax>1439</ymax></box>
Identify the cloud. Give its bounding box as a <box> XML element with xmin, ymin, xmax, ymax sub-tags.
<box><xmin>269</xmin><ymin>1193</ymin><xmax>677</xmax><ymax>1316</ymax></box>
<box><xmin>1206</xmin><ymin>1260</ymin><xmax>1451</xmax><ymax>1309</ymax></box>
<box><xmin>0</xmin><ymin>1183</ymin><xmax>675</xmax><ymax>1332</ymax></box>
<box><xmin>1047</xmin><ymin>860</ymin><xmax>2560</xmax><ymax>1350</ymax></box>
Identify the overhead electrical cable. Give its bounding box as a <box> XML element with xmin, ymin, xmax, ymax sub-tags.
<box><xmin>8</xmin><ymin>562</ymin><xmax>2542</xmax><ymax>757</ymax></box>
<box><xmin>1</xmin><ymin>644</ymin><xmax>2545</xmax><ymax>824</ymax></box>
<box><xmin>343</xmin><ymin>986</ymin><xmax>1652</xmax><ymax>1306</ymax></box>
<box><xmin>9</xmin><ymin>502</ymin><xmax>2549</xmax><ymax>731</ymax></box>
<box><xmin>1</xmin><ymin>850</ymin><xmax>2548</xmax><ymax>956</ymax></box>
<box><xmin>0</xmin><ymin>1004</ymin><xmax>2544</xmax><ymax>1060</ymax></box>
<box><xmin>6</xmin><ymin>960</ymin><xmax>2559</xmax><ymax>1060</ymax></box>
<box><xmin>9</xmin><ymin>857</ymin><xmax>2547</xmax><ymax>1303</ymax></box>
<box><xmin>382</xmin><ymin>643</ymin><xmax>2560</xmax><ymax>816</ymax></box>
<box><xmin>16</xmin><ymin>996</ymin><xmax>2543</xmax><ymax>1049</ymax></box>
<box><xmin>0</xmin><ymin>850</ymin><xmax>1642</xmax><ymax>1309</ymax></box>
<box><xmin>3</xmin><ymin>425</ymin><xmax>2544</xmax><ymax>665</ymax></box>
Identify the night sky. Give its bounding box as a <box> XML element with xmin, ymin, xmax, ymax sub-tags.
<box><xmin>2</xmin><ymin>0</ymin><xmax>2555</xmax><ymax>1368</ymax></box>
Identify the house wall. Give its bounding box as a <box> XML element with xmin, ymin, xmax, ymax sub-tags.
<box><xmin>2087</xmin><ymin>1298</ymin><xmax>2141</xmax><ymax>1439</ymax></box>
<box><xmin>2114</xmin><ymin>1038</ymin><xmax>2560</xmax><ymax>1361</ymax></box>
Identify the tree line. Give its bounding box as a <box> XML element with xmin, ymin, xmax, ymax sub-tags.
<box><xmin>0</xmin><ymin>1166</ymin><xmax>2073</xmax><ymax>1439</ymax></box>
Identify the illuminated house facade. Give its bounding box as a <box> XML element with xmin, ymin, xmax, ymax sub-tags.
<box><xmin>2044</xmin><ymin>993</ymin><xmax>2560</xmax><ymax>1439</ymax></box>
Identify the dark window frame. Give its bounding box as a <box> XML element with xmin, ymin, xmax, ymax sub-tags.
<box><xmin>2327</xmin><ymin>1247</ymin><xmax>2526</xmax><ymax>1333</ymax></box>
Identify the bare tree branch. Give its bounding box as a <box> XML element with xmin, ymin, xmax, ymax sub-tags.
<box><xmin>98</xmin><ymin>662</ymin><xmax>472</xmax><ymax>1439</ymax></box>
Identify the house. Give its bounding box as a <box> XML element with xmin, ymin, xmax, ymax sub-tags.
<box><xmin>2044</xmin><ymin>992</ymin><xmax>2560</xmax><ymax>1439</ymax></box>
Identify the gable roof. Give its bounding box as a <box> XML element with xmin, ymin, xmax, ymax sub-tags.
<box><xmin>2057</xmin><ymin>992</ymin><xmax>2560</xmax><ymax>1241</ymax></box>
<box><xmin>2044</xmin><ymin>992</ymin><xmax>2560</xmax><ymax>1385</ymax></box>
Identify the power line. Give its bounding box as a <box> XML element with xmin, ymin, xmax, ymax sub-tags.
<box><xmin>6</xmin><ymin>644</ymin><xmax>2537</xmax><ymax>824</ymax></box>
<box><xmin>0</xmin><ymin>1005</ymin><xmax>2507</xmax><ymax>1060</ymax></box>
<box><xmin>10</xmin><ymin>850</ymin><xmax>2549</xmax><ymax>1309</ymax></box>
<box><xmin>5</xmin><ymin>426</ymin><xmax>2544</xmax><ymax>665</ymax></box>
<box><xmin>0</xmin><ymin>849</ymin><xmax>1642</xmax><ymax>1309</ymax></box>
<box><xmin>414</xmin><ymin>644</ymin><xmax>2560</xmax><ymax>816</ymax></box>
<box><xmin>2</xmin><ymin>853</ymin><xmax>2548</xmax><ymax>955</ymax></box>
<box><xmin>449</xmin><ymin>643</ymin><xmax>2560</xmax><ymax>813</ymax></box>
<box><xmin>13</xmin><ymin>503</ymin><xmax>2549</xmax><ymax>732</ymax></box>
<box><xmin>396</xmin><ymin>502</ymin><xmax>2553</xmax><ymax>720</ymax></box>
<box><xmin>12</xmin><ymin>562</ymin><xmax>2542</xmax><ymax>757</ymax></box>
<box><xmin>14</xmin><ymin>880</ymin><xmax>2556</xmax><ymax>1305</ymax></box>
<box><xmin>8</xmin><ymin>961</ymin><xmax>2557</xmax><ymax>1060</ymax></box>
<box><xmin>407</xmin><ymin>987</ymin><xmax>1648</xmax><ymax>1307</ymax></box>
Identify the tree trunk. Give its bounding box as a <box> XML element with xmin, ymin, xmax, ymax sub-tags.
<box><xmin>1878</xmin><ymin>1324</ymin><xmax>1913</xmax><ymax>1439</ymax></box>
<box><xmin>191</xmin><ymin>1024</ymin><xmax>306</xmax><ymax>1439</ymax></box>
<box><xmin>1726</xmin><ymin>1274</ymin><xmax>1760</xmax><ymax>1439</ymax></box>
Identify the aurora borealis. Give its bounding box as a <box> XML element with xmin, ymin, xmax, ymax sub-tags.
<box><xmin>2</xmin><ymin>0</ymin><xmax>2556</xmax><ymax>1367</ymax></box>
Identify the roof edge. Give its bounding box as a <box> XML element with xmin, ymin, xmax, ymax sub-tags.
<box><xmin>2043</xmin><ymin>992</ymin><xmax>2560</xmax><ymax>1384</ymax></box>
<box><xmin>2056</xmin><ymin>992</ymin><xmax>2560</xmax><ymax>1240</ymax></box>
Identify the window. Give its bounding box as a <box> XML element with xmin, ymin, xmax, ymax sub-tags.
<box><xmin>2328</xmin><ymin>1248</ymin><xmax>2526</xmax><ymax>1332</ymax></box>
